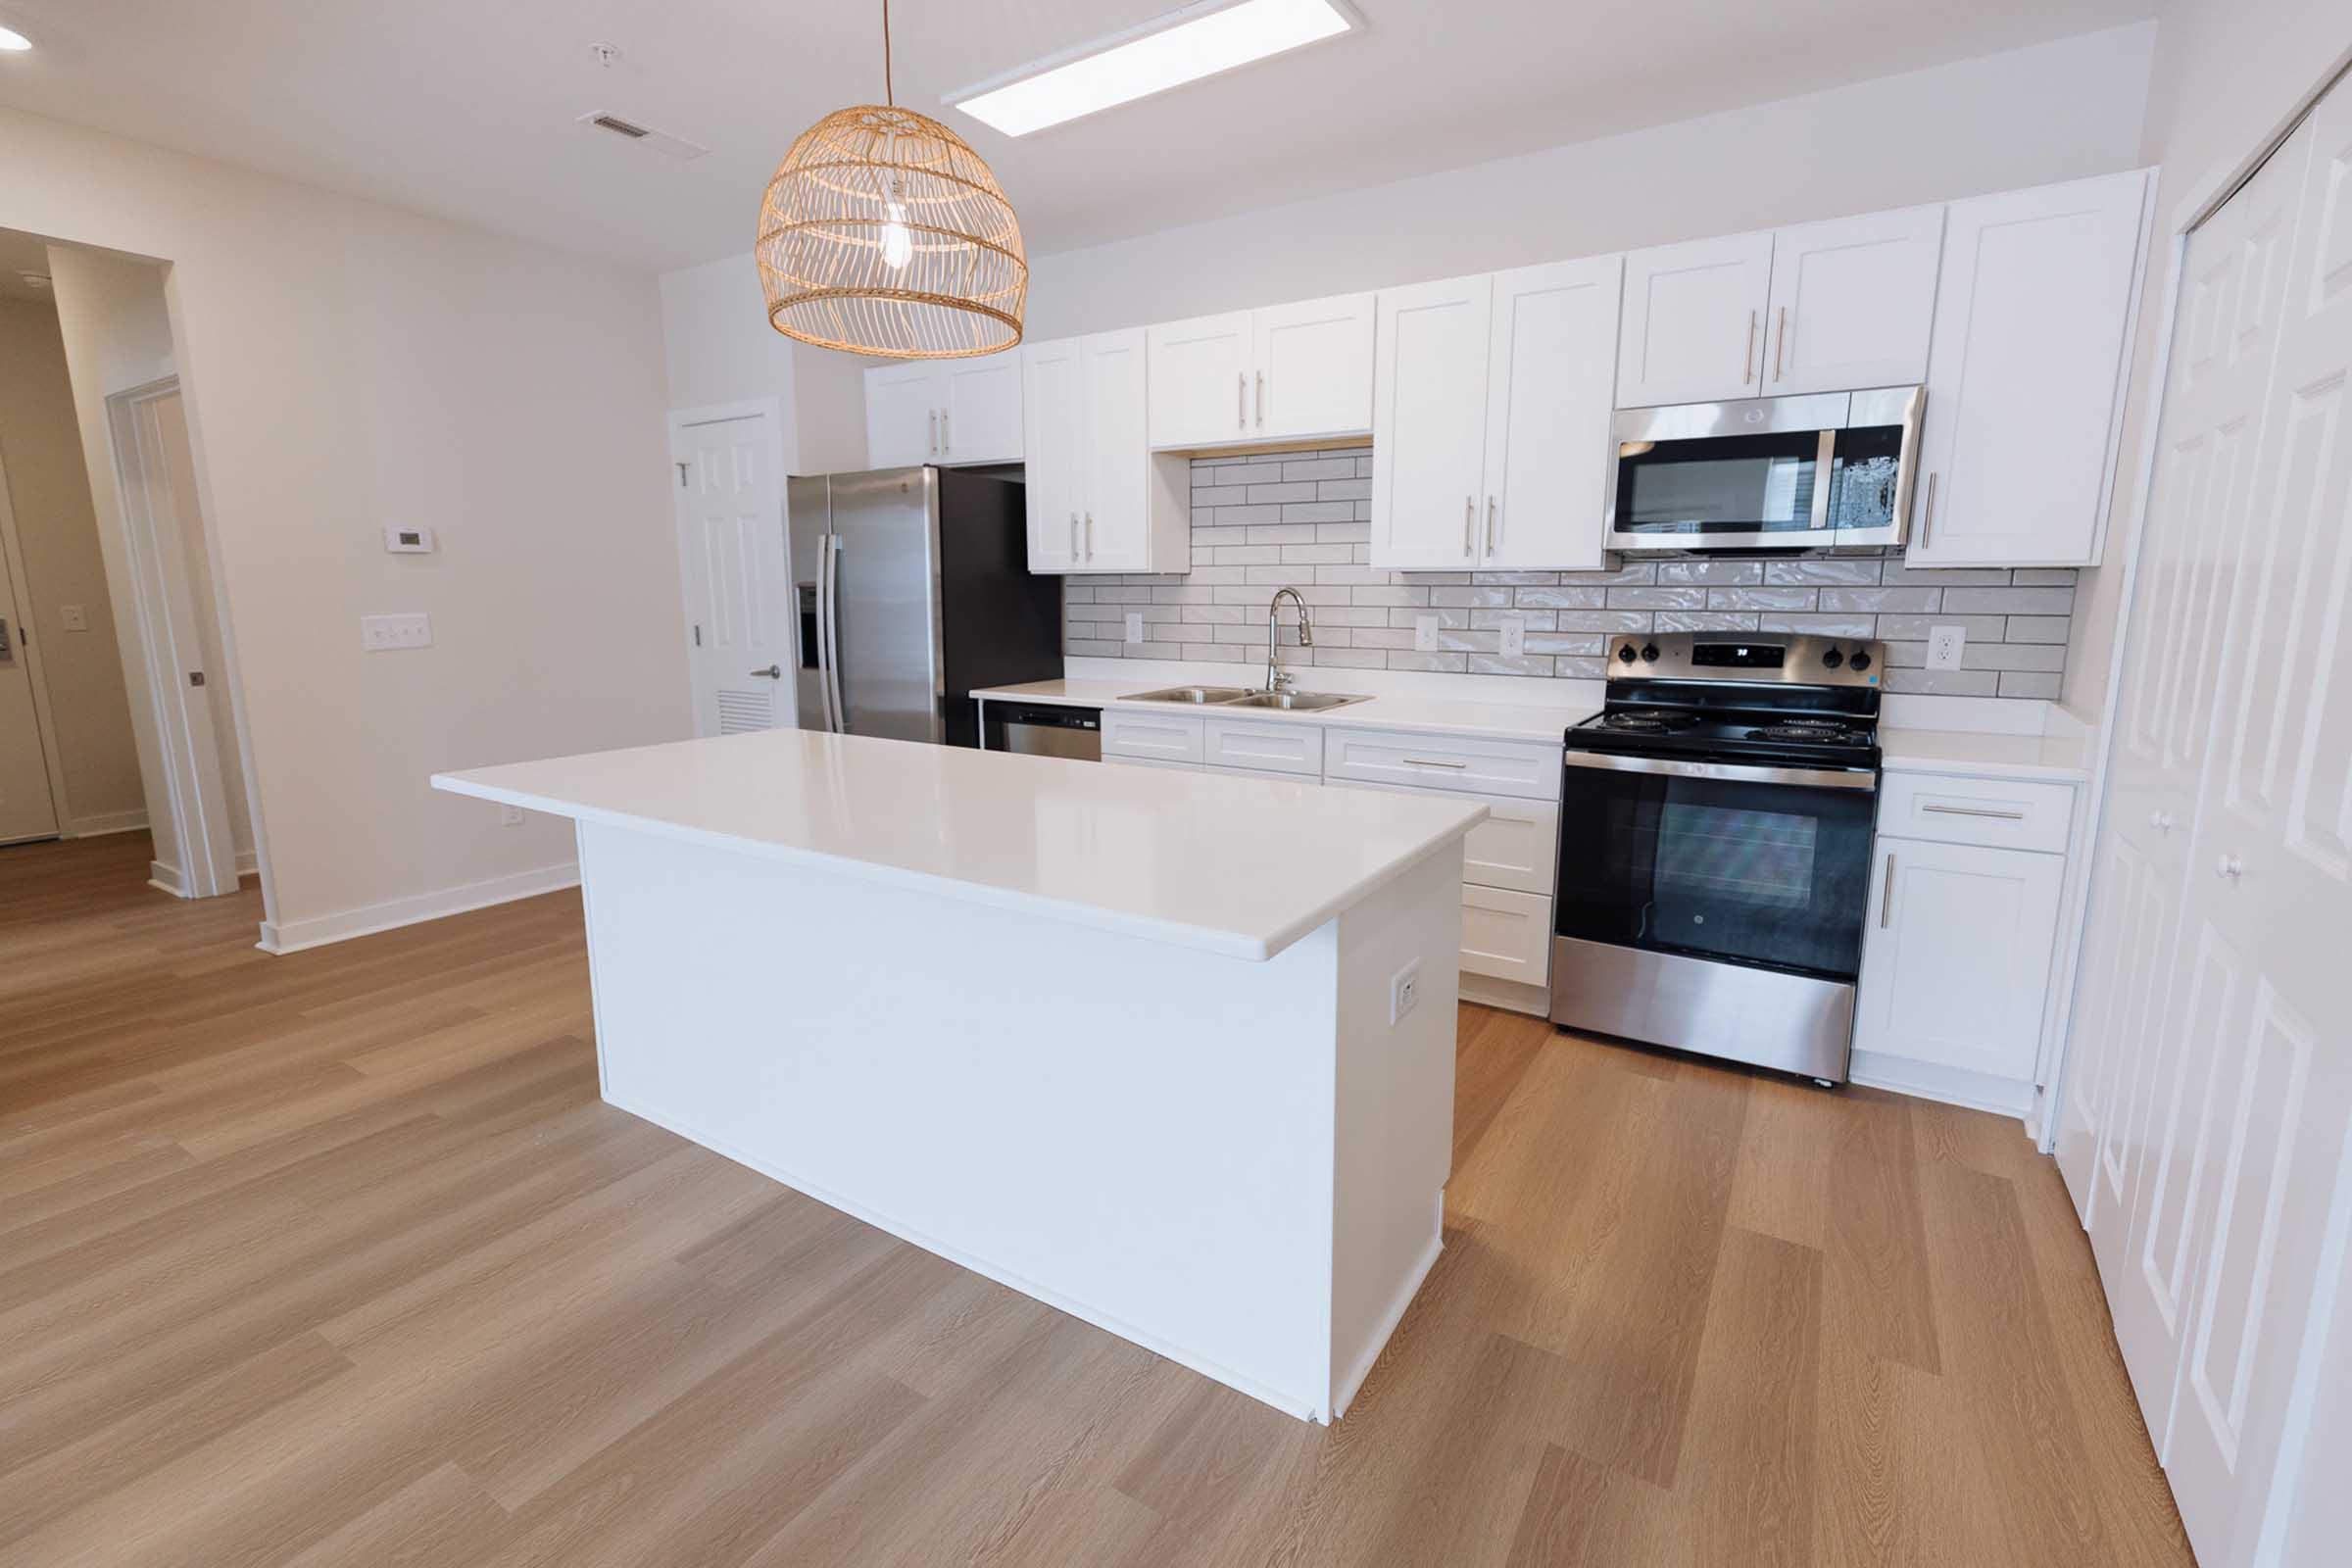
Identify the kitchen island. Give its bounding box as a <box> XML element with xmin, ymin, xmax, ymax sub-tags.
<box><xmin>431</xmin><ymin>729</ymin><xmax>1484</xmax><ymax>1422</ymax></box>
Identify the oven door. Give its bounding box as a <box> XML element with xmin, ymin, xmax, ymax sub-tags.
<box><xmin>1554</xmin><ymin>752</ymin><xmax>1879</xmax><ymax>981</ymax></box>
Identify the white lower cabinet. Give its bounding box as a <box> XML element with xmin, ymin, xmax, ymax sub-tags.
<box><xmin>1202</xmin><ymin>717</ymin><xmax>1322</xmax><ymax>777</ymax></box>
<box><xmin>1102</xmin><ymin>710</ymin><xmax>1203</xmax><ymax>764</ymax></box>
<box><xmin>1459</xmin><ymin>885</ymin><xmax>1551</xmax><ymax>986</ymax></box>
<box><xmin>1853</xmin><ymin>834</ymin><xmax>2064</xmax><ymax>1085</ymax></box>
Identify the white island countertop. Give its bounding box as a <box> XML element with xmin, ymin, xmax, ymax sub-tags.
<box><xmin>433</xmin><ymin>728</ymin><xmax>1484</xmax><ymax>961</ymax></box>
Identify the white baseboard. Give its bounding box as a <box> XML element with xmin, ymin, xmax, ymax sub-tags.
<box><xmin>71</xmin><ymin>808</ymin><xmax>151</xmax><ymax>838</ymax></box>
<box><xmin>148</xmin><ymin>859</ymin><xmax>187</xmax><ymax>897</ymax></box>
<box><xmin>1331</xmin><ymin>1209</ymin><xmax>1444</xmax><ymax>1422</ymax></box>
<box><xmin>1848</xmin><ymin>1049</ymin><xmax>2036</xmax><ymax>1119</ymax></box>
<box><xmin>1459</xmin><ymin>971</ymin><xmax>1551</xmax><ymax>1017</ymax></box>
<box><xmin>256</xmin><ymin>860</ymin><xmax>579</xmax><ymax>956</ymax></box>
<box><xmin>235</xmin><ymin>848</ymin><xmax>258</xmax><ymax>876</ymax></box>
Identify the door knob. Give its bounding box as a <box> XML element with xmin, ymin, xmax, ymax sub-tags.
<box><xmin>2216</xmin><ymin>854</ymin><xmax>2244</xmax><ymax>879</ymax></box>
<box><xmin>751</xmin><ymin>664</ymin><xmax>782</xmax><ymax>678</ymax></box>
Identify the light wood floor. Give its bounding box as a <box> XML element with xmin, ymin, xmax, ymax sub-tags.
<box><xmin>0</xmin><ymin>833</ymin><xmax>2193</xmax><ymax>1567</ymax></box>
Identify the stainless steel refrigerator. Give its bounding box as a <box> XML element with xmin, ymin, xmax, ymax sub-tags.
<box><xmin>786</xmin><ymin>466</ymin><xmax>1062</xmax><ymax>748</ymax></box>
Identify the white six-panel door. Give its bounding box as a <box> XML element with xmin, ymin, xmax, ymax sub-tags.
<box><xmin>671</xmin><ymin>408</ymin><xmax>793</xmax><ymax>737</ymax></box>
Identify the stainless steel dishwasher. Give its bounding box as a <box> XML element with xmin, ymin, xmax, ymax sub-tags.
<box><xmin>983</xmin><ymin>702</ymin><xmax>1102</xmax><ymax>761</ymax></box>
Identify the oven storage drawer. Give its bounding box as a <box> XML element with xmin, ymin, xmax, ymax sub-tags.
<box><xmin>1462</xmin><ymin>887</ymin><xmax>1552</xmax><ymax>984</ymax></box>
<box><xmin>1102</xmin><ymin>711</ymin><xmax>1204</xmax><ymax>764</ymax></box>
<box><xmin>1202</xmin><ymin>717</ymin><xmax>1323</xmax><ymax>776</ymax></box>
<box><xmin>1878</xmin><ymin>772</ymin><xmax>2074</xmax><ymax>854</ymax></box>
<box><xmin>1323</xmin><ymin>727</ymin><xmax>1559</xmax><ymax>800</ymax></box>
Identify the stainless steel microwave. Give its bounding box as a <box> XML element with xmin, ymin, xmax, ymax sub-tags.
<box><xmin>1603</xmin><ymin>386</ymin><xmax>1926</xmax><ymax>552</ymax></box>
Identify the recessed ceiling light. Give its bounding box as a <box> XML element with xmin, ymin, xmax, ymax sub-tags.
<box><xmin>947</xmin><ymin>0</ymin><xmax>1360</xmax><ymax>138</ymax></box>
<box><xmin>0</xmin><ymin>25</ymin><xmax>33</xmax><ymax>52</ymax></box>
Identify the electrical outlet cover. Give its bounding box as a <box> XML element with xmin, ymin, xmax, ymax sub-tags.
<box><xmin>59</xmin><ymin>604</ymin><xmax>88</xmax><ymax>632</ymax></box>
<box><xmin>1498</xmin><ymin>613</ymin><xmax>1526</xmax><ymax>659</ymax></box>
<box><xmin>1413</xmin><ymin>612</ymin><xmax>1439</xmax><ymax>653</ymax></box>
<box><xmin>1390</xmin><ymin>958</ymin><xmax>1422</xmax><ymax>1024</ymax></box>
<box><xmin>1124</xmin><ymin>611</ymin><xmax>1144</xmax><ymax>645</ymax></box>
<box><xmin>1926</xmin><ymin>624</ymin><xmax>1967</xmax><ymax>670</ymax></box>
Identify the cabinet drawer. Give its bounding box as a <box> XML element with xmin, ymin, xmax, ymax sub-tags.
<box><xmin>1102</xmin><ymin>711</ymin><xmax>1203</xmax><ymax>764</ymax></box>
<box><xmin>1878</xmin><ymin>771</ymin><xmax>2074</xmax><ymax>854</ymax></box>
<box><xmin>1323</xmin><ymin>727</ymin><xmax>1559</xmax><ymax>801</ymax></box>
<box><xmin>1323</xmin><ymin>779</ymin><xmax>1557</xmax><ymax>896</ymax></box>
<box><xmin>1203</xmin><ymin>717</ymin><xmax>1323</xmax><ymax>776</ymax></box>
<box><xmin>1461</xmin><ymin>887</ymin><xmax>1552</xmax><ymax>985</ymax></box>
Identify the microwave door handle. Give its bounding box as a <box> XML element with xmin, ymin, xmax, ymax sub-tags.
<box><xmin>1809</xmin><ymin>428</ymin><xmax>1837</xmax><ymax>531</ymax></box>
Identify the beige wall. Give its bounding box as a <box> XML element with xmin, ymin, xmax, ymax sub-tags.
<box><xmin>2061</xmin><ymin>2</ymin><xmax>2352</xmax><ymax>719</ymax></box>
<box><xmin>0</xmin><ymin>296</ymin><xmax>146</xmax><ymax>833</ymax></box>
<box><xmin>656</xmin><ymin>253</ymin><xmax>868</xmax><ymax>472</ymax></box>
<box><xmin>3</xmin><ymin>106</ymin><xmax>686</xmax><ymax>942</ymax></box>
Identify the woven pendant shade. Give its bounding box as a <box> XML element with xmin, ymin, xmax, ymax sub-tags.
<box><xmin>757</xmin><ymin>104</ymin><xmax>1027</xmax><ymax>359</ymax></box>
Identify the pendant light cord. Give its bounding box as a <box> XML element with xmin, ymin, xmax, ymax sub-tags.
<box><xmin>882</xmin><ymin>0</ymin><xmax>895</xmax><ymax>106</ymax></box>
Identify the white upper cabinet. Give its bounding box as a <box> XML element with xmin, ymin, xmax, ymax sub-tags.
<box><xmin>1370</xmin><ymin>275</ymin><xmax>1494</xmax><ymax>568</ymax></box>
<box><xmin>1023</xmin><ymin>330</ymin><xmax>1186</xmax><ymax>575</ymax></box>
<box><xmin>1483</xmin><ymin>256</ymin><xmax>1621</xmax><ymax>571</ymax></box>
<box><xmin>1907</xmin><ymin>170</ymin><xmax>2150</xmax><ymax>567</ymax></box>
<box><xmin>1616</xmin><ymin>231</ymin><xmax>1775</xmax><ymax>407</ymax></box>
<box><xmin>1761</xmin><ymin>205</ymin><xmax>1945</xmax><ymax>395</ymax></box>
<box><xmin>1147</xmin><ymin>293</ymin><xmax>1374</xmax><ymax>449</ymax></box>
<box><xmin>1371</xmin><ymin>257</ymin><xmax>1619</xmax><ymax>571</ymax></box>
<box><xmin>863</xmin><ymin>356</ymin><xmax>1024</xmax><ymax>468</ymax></box>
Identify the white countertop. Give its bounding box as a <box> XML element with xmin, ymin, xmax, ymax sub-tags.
<box><xmin>973</xmin><ymin>678</ymin><xmax>1588</xmax><ymax>746</ymax></box>
<box><xmin>432</xmin><ymin>729</ymin><xmax>1485</xmax><ymax>962</ymax></box>
<box><xmin>1878</xmin><ymin>727</ymin><xmax>2091</xmax><ymax>782</ymax></box>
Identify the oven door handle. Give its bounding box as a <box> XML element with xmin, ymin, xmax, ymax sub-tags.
<box><xmin>1562</xmin><ymin>750</ymin><xmax>1878</xmax><ymax>792</ymax></box>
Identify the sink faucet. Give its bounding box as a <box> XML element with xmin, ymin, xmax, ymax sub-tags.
<box><xmin>1265</xmin><ymin>587</ymin><xmax>1313</xmax><ymax>693</ymax></box>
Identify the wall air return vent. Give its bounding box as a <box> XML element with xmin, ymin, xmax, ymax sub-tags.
<box><xmin>577</xmin><ymin>111</ymin><xmax>710</xmax><ymax>161</ymax></box>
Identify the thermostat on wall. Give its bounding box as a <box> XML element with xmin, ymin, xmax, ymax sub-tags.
<box><xmin>382</xmin><ymin>524</ymin><xmax>436</xmax><ymax>554</ymax></box>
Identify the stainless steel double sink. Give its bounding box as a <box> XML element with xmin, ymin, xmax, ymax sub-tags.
<box><xmin>1119</xmin><ymin>685</ymin><xmax>1373</xmax><ymax>712</ymax></box>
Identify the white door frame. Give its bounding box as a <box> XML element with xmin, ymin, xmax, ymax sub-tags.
<box><xmin>0</xmin><ymin>439</ymin><xmax>73</xmax><ymax>837</ymax></box>
<box><xmin>2042</xmin><ymin>44</ymin><xmax>2352</xmax><ymax>1158</ymax></box>
<box><xmin>104</xmin><ymin>375</ymin><xmax>241</xmax><ymax>899</ymax></box>
<box><xmin>666</xmin><ymin>398</ymin><xmax>790</xmax><ymax>737</ymax></box>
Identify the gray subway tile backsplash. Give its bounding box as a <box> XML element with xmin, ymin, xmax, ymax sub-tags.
<box><xmin>1057</xmin><ymin>448</ymin><xmax>2077</xmax><ymax>700</ymax></box>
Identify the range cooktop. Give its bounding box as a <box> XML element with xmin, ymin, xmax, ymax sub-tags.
<box><xmin>1564</xmin><ymin>632</ymin><xmax>1886</xmax><ymax>771</ymax></box>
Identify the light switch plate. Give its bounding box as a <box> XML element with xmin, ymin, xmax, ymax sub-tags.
<box><xmin>361</xmin><ymin>612</ymin><xmax>433</xmax><ymax>651</ymax></box>
<box><xmin>383</xmin><ymin>524</ymin><xmax>437</xmax><ymax>554</ymax></box>
<box><xmin>499</xmin><ymin>803</ymin><xmax>525</xmax><ymax>826</ymax></box>
<box><xmin>1498</xmin><ymin>613</ymin><xmax>1526</xmax><ymax>659</ymax></box>
<box><xmin>1124</xmin><ymin>611</ymin><xmax>1144</xmax><ymax>645</ymax></box>
<box><xmin>1413</xmin><ymin>612</ymin><xmax>1439</xmax><ymax>653</ymax></box>
<box><xmin>59</xmin><ymin>604</ymin><xmax>88</xmax><ymax>632</ymax></box>
<box><xmin>1390</xmin><ymin>958</ymin><xmax>1422</xmax><ymax>1024</ymax></box>
<box><xmin>1926</xmin><ymin>624</ymin><xmax>1966</xmax><ymax>670</ymax></box>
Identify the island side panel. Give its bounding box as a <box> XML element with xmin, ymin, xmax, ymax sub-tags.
<box><xmin>1328</xmin><ymin>843</ymin><xmax>1464</xmax><ymax>1419</ymax></box>
<box><xmin>572</xmin><ymin>817</ymin><xmax>1344</xmax><ymax>1420</ymax></box>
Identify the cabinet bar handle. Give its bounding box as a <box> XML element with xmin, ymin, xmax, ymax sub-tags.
<box><xmin>1921</xmin><ymin>802</ymin><xmax>2027</xmax><ymax>820</ymax></box>
<box><xmin>1069</xmin><ymin>513</ymin><xmax>1079</xmax><ymax>561</ymax></box>
<box><xmin>1403</xmin><ymin>757</ymin><xmax>1468</xmax><ymax>769</ymax></box>
<box><xmin>1255</xmin><ymin>369</ymin><xmax>1265</xmax><ymax>428</ymax></box>
<box><xmin>1487</xmin><ymin>497</ymin><xmax>1497</xmax><ymax>555</ymax></box>
<box><xmin>1743</xmin><ymin>311</ymin><xmax>1757</xmax><ymax>385</ymax></box>
<box><xmin>1774</xmin><ymin>307</ymin><xmax>1787</xmax><ymax>380</ymax></box>
<box><xmin>1085</xmin><ymin>513</ymin><xmax>1095</xmax><ymax>560</ymax></box>
<box><xmin>1921</xmin><ymin>471</ymin><xmax>1938</xmax><ymax>547</ymax></box>
<box><xmin>1239</xmin><ymin>371</ymin><xmax>1247</xmax><ymax>428</ymax></box>
<box><xmin>941</xmin><ymin>409</ymin><xmax>951</xmax><ymax>452</ymax></box>
<box><xmin>928</xmin><ymin>410</ymin><xmax>938</xmax><ymax>455</ymax></box>
<box><xmin>1463</xmin><ymin>497</ymin><xmax>1474</xmax><ymax>558</ymax></box>
<box><xmin>1881</xmin><ymin>853</ymin><xmax>1896</xmax><ymax>928</ymax></box>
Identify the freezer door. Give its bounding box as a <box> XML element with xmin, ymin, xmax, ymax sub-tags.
<box><xmin>828</xmin><ymin>466</ymin><xmax>945</xmax><ymax>742</ymax></box>
<box><xmin>786</xmin><ymin>474</ymin><xmax>834</xmax><ymax>733</ymax></box>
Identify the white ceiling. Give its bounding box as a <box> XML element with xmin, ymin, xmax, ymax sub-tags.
<box><xmin>0</xmin><ymin>0</ymin><xmax>2157</xmax><ymax>274</ymax></box>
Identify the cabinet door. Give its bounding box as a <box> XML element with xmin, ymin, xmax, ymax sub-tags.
<box><xmin>1254</xmin><ymin>292</ymin><xmax>1375</xmax><ymax>442</ymax></box>
<box><xmin>1079</xmin><ymin>329</ymin><xmax>1151</xmax><ymax>571</ymax></box>
<box><xmin>1763</xmin><ymin>205</ymin><xmax>1944</xmax><ymax>395</ymax></box>
<box><xmin>1147</xmin><ymin>311</ymin><xmax>1254</xmax><ymax>448</ymax></box>
<box><xmin>1854</xmin><ymin>838</ymin><xmax>2063</xmax><ymax>1081</ymax></box>
<box><xmin>1020</xmin><ymin>338</ymin><xmax>1084</xmax><ymax>572</ymax></box>
<box><xmin>1370</xmin><ymin>274</ymin><xmax>1492</xmax><ymax>569</ymax></box>
<box><xmin>1616</xmin><ymin>231</ymin><xmax>1775</xmax><ymax>406</ymax></box>
<box><xmin>864</xmin><ymin>362</ymin><xmax>942</xmax><ymax>466</ymax></box>
<box><xmin>940</xmin><ymin>355</ymin><xmax>1023</xmax><ymax>465</ymax></box>
<box><xmin>1909</xmin><ymin>170</ymin><xmax>2148</xmax><ymax>566</ymax></box>
<box><xmin>1460</xmin><ymin>887</ymin><xmax>1552</xmax><ymax>985</ymax></box>
<box><xmin>1483</xmin><ymin>255</ymin><xmax>1622</xmax><ymax>570</ymax></box>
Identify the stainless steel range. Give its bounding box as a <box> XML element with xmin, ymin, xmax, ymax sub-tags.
<box><xmin>1549</xmin><ymin>631</ymin><xmax>1885</xmax><ymax>1086</ymax></box>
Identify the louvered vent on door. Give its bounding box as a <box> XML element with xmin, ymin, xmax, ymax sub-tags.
<box><xmin>715</xmin><ymin>689</ymin><xmax>773</xmax><ymax>735</ymax></box>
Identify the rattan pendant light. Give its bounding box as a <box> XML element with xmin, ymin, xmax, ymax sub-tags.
<box><xmin>757</xmin><ymin>0</ymin><xmax>1027</xmax><ymax>359</ymax></box>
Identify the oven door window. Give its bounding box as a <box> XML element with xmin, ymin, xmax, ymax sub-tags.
<box><xmin>1555</xmin><ymin>766</ymin><xmax>1876</xmax><ymax>979</ymax></box>
<box><xmin>1615</xmin><ymin>430</ymin><xmax>1828</xmax><ymax>540</ymax></box>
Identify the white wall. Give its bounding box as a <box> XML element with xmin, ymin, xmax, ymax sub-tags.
<box><xmin>2061</xmin><ymin>2</ymin><xmax>2352</xmax><ymax>718</ymax></box>
<box><xmin>1019</xmin><ymin>24</ymin><xmax>2157</xmax><ymax>339</ymax></box>
<box><xmin>657</xmin><ymin>253</ymin><xmax>866</xmax><ymax>473</ymax></box>
<box><xmin>2</xmin><ymin>105</ymin><xmax>686</xmax><ymax>944</ymax></box>
<box><xmin>0</xmin><ymin>295</ymin><xmax>146</xmax><ymax>835</ymax></box>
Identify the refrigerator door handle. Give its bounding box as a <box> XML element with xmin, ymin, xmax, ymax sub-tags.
<box><xmin>821</xmin><ymin>535</ymin><xmax>847</xmax><ymax>732</ymax></box>
<box><xmin>812</xmin><ymin>534</ymin><xmax>838</xmax><ymax>732</ymax></box>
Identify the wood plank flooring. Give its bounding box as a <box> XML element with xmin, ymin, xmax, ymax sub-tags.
<box><xmin>0</xmin><ymin>833</ymin><xmax>2194</xmax><ymax>1566</ymax></box>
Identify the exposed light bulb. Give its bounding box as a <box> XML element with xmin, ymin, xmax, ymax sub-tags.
<box><xmin>880</xmin><ymin>201</ymin><xmax>913</xmax><ymax>271</ymax></box>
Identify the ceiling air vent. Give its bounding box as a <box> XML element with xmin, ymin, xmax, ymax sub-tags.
<box><xmin>576</xmin><ymin>111</ymin><xmax>710</xmax><ymax>162</ymax></box>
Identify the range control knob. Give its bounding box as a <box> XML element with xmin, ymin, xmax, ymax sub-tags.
<box><xmin>1641</xmin><ymin>642</ymin><xmax>1660</xmax><ymax>662</ymax></box>
<box><xmin>1618</xmin><ymin>644</ymin><xmax>1639</xmax><ymax>663</ymax></box>
<box><xmin>1849</xmin><ymin>649</ymin><xmax>1873</xmax><ymax>672</ymax></box>
<box><xmin>1822</xmin><ymin>647</ymin><xmax>1844</xmax><ymax>669</ymax></box>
